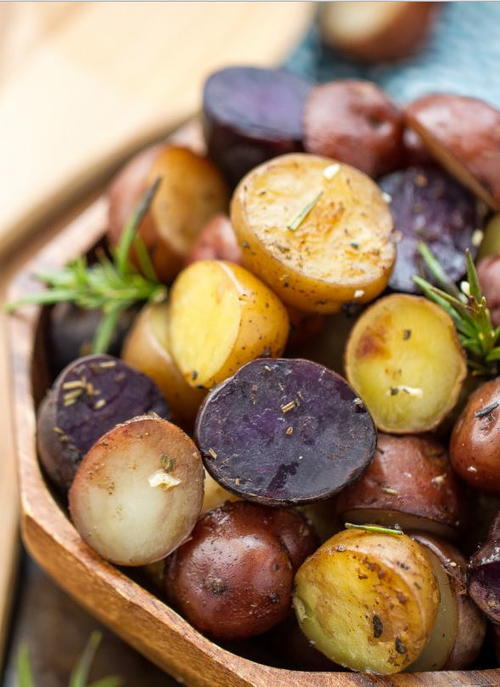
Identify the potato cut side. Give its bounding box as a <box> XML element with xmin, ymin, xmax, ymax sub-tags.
<box><xmin>293</xmin><ymin>528</ymin><xmax>439</xmax><ymax>674</ymax></box>
<box><xmin>231</xmin><ymin>153</ymin><xmax>395</xmax><ymax>313</ymax></box>
<box><xmin>345</xmin><ymin>294</ymin><xmax>466</xmax><ymax>433</ymax></box>
<box><xmin>69</xmin><ymin>416</ymin><xmax>204</xmax><ymax>566</ymax></box>
<box><xmin>168</xmin><ymin>260</ymin><xmax>289</xmax><ymax>388</ymax></box>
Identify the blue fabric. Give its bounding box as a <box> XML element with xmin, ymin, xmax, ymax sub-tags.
<box><xmin>285</xmin><ymin>2</ymin><xmax>500</xmax><ymax>106</ymax></box>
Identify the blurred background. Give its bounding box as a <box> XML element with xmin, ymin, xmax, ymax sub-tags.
<box><xmin>1</xmin><ymin>2</ymin><xmax>499</xmax><ymax>685</ymax></box>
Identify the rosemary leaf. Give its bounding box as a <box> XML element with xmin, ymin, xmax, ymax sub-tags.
<box><xmin>345</xmin><ymin>522</ymin><xmax>403</xmax><ymax>536</ymax></box>
<box><xmin>16</xmin><ymin>644</ymin><xmax>35</xmax><ymax>687</ymax></box>
<box><xmin>466</xmin><ymin>249</ymin><xmax>482</xmax><ymax>302</ymax></box>
<box><xmin>92</xmin><ymin>305</ymin><xmax>126</xmax><ymax>354</ymax></box>
<box><xmin>417</xmin><ymin>241</ymin><xmax>462</xmax><ymax>299</ymax></box>
<box><xmin>287</xmin><ymin>191</ymin><xmax>323</xmax><ymax>232</ymax></box>
<box><xmin>134</xmin><ymin>234</ymin><xmax>159</xmax><ymax>282</ymax></box>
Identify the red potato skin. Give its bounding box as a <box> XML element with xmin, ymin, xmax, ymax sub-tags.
<box><xmin>402</xmin><ymin>128</ymin><xmax>433</xmax><ymax>166</ymax></box>
<box><xmin>303</xmin><ymin>80</ymin><xmax>404</xmax><ymax>177</ymax></box>
<box><xmin>336</xmin><ymin>434</ymin><xmax>465</xmax><ymax>536</ymax></box>
<box><xmin>320</xmin><ymin>2</ymin><xmax>439</xmax><ymax>63</ymax></box>
<box><xmin>165</xmin><ymin>502</ymin><xmax>298</xmax><ymax>640</ymax></box>
<box><xmin>478</xmin><ymin>256</ymin><xmax>500</xmax><ymax>327</ymax></box>
<box><xmin>405</xmin><ymin>94</ymin><xmax>500</xmax><ymax>210</ymax></box>
<box><xmin>184</xmin><ymin>214</ymin><xmax>242</xmax><ymax>265</ymax></box>
<box><xmin>450</xmin><ymin>378</ymin><xmax>500</xmax><ymax>495</ymax></box>
<box><xmin>468</xmin><ymin>511</ymin><xmax>500</xmax><ymax>624</ymax></box>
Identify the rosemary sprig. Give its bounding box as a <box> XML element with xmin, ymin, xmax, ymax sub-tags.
<box><xmin>6</xmin><ymin>179</ymin><xmax>166</xmax><ymax>354</ymax></box>
<box><xmin>413</xmin><ymin>242</ymin><xmax>500</xmax><ymax>377</ymax></box>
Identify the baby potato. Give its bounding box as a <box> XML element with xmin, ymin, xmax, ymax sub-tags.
<box><xmin>201</xmin><ymin>469</ymin><xmax>239</xmax><ymax>513</ymax></box>
<box><xmin>293</xmin><ymin>528</ymin><xmax>439</xmax><ymax>674</ymax></box>
<box><xmin>345</xmin><ymin>294</ymin><xmax>467</xmax><ymax>433</ymax></box>
<box><xmin>478</xmin><ymin>213</ymin><xmax>500</xmax><ymax>260</ymax></box>
<box><xmin>121</xmin><ymin>302</ymin><xmax>206</xmax><ymax>427</ymax></box>
<box><xmin>167</xmin><ymin>260</ymin><xmax>289</xmax><ymax>388</ymax></box>
<box><xmin>184</xmin><ymin>213</ymin><xmax>242</xmax><ymax>265</ymax></box>
<box><xmin>108</xmin><ymin>145</ymin><xmax>228</xmax><ymax>282</ymax></box>
<box><xmin>478</xmin><ymin>256</ymin><xmax>500</xmax><ymax>327</ymax></box>
<box><xmin>231</xmin><ymin>153</ymin><xmax>395</xmax><ymax>313</ymax></box>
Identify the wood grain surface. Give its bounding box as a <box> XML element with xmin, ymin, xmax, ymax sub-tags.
<box><xmin>4</xmin><ymin>121</ymin><xmax>499</xmax><ymax>687</ymax></box>
<box><xmin>0</xmin><ymin>2</ymin><xmax>312</xmax><ymax>258</ymax></box>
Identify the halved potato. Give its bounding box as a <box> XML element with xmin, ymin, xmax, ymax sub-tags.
<box><xmin>121</xmin><ymin>302</ymin><xmax>206</xmax><ymax>427</ymax></box>
<box><xmin>231</xmin><ymin>153</ymin><xmax>395</xmax><ymax>313</ymax></box>
<box><xmin>293</xmin><ymin>528</ymin><xmax>439</xmax><ymax>674</ymax></box>
<box><xmin>405</xmin><ymin>94</ymin><xmax>500</xmax><ymax>210</ymax></box>
<box><xmin>345</xmin><ymin>294</ymin><xmax>467</xmax><ymax>433</ymax></box>
<box><xmin>167</xmin><ymin>260</ymin><xmax>289</xmax><ymax>388</ymax></box>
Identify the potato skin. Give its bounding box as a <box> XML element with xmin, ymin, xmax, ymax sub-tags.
<box><xmin>121</xmin><ymin>302</ymin><xmax>206</xmax><ymax>428</ymax></box>
<box><xmin>184</xmin><ymin>214</ymin><xmax>242</xmax><ymax>265</ymax></box>
<box><xmin>293</xmin><ymin>528</ymin><xmax>439</xmax><ymax>674</ymax></box>
<box><xmin>319</xmin><ymin>1</ymin><xmax>439</xmax><ymax>63</ymax></box>
<box><xmin>478</xmin><ymin>256</ymin><xmax>500</xmax><ymax>327</ymax></box>
<box><xmin>468</xmin><ymin>511</ymin><xmax>500</xmax><ymax>624</ymax></box>
<box><xmin>336</xmin><ymin>434</ymin><xmax>465</xmax><ymax>538</ymax></box>
<box><xmin>405</xmin><ymin>94</ymin><xmax>500</xmax><ymax>210</ymax></box>
<box><xmin>165</xmin><ymin>502</ymin><xmax>295</xmax><ymax>640</ymax></box>
<box><xmin>303</xmin><ymin>80</ymin><xmax>403</xmax><ymax>177</ymax></box>
<box><xmin>231</xmin><ymin>153</ymin><xmax>395</xmax><ymax>313</ymax></box>
<box><xmin>450</xmin><ymin>378</ymin><xmax>500</xmax><ymax>495</ymax></box>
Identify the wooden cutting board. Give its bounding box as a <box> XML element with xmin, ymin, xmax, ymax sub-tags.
<box><xmin>0</xmin><ymin>2</ymin><xmax>312</xmax><ymax>668</ymax></box>
<box><xmin>0</xmin><ymin>2</ymin><xmax>312</xmax><ymax>257</ymax></box>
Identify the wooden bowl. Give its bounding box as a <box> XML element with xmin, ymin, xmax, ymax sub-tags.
<box><xmin>5</xmin><ymin>125</ymin><xmax>498</xmax><ymax>687</ymax></box>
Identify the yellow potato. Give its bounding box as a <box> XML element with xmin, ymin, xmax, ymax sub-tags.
<box><xmin>231</xmin><ymin>153</ymin><xmax>395</xmax><ymax>313</ymax></box>
<box><xmin>345</xmin><ymin>294</ymin><xmax>466</xmax><ymax>433</ymax></box>
<box><xmin>121</xmin><ymin>302</ymin><xmax>206</xmax><ymax>427</ymax></box>
<box><xmin>167</xmin><ymin>260</ymin><xmax>289</xmax><ymax>388</ymax></box>
<box><xmin>293</xmin><ymin>528</ymin><xmax>439</xmax><ymax>674</ymax></box>
<box><xmin>202</xmin><ymin>470</ymin><xmax>240</xmax><ymax>513</ymax></box>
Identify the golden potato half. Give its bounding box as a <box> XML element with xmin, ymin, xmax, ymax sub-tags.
<box><xmin>293</xmin><ymin>528</ymin><xmax>439</xmax><ymax>674</ymax></box>
<box><xmin>167</xmin><ymin>260</ymin><xmax>289</xmax><ymax>388</ymax></box>
<box><xmin>345</xmin><ymin>294</ymin><xmax>466</xmax><ymax>433</ymax></box>
<box><xmin>231</xmin><ymin>153</ymin><xmax>395</xmax><ymax>313</ymax></box>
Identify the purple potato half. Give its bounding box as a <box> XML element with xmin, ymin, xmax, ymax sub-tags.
<box><xmin>469</xmin><ymin>510</ymin><xmax>500</xmax><ymax>624</ymax></box>
<box><xmin>37</xmin><ymin>354</ymin><xmax>170</xmax><ymax>491</ymax></box>
<box><xmin>378</xmin><ymin>166</ymin><xmax>485</xmax><ymax>293</ymax></box>
<box><xmin>202</xmin><ymin>66</ymin><xmax>311</xmax><ymax>187</ymax></box>
<box><xmin>195</xmin><ymin>358</ymin><xmax>376</xmax><ymax>506</ymax></box>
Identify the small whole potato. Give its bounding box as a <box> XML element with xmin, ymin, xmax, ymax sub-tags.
<box><xmin>450</xmin><ymin>378</ymin><xmax>500</xmax><ymax>495</ymax></box>
<box><xmin>184</xmin><ymin>214</ymin><xmax>242</xmax><ymax>265</ymax></box>
<box><xmin>165</xmin><ymin>502</ymin><xmax>315</xmax><ymax>640</ymax></box>
<box><xmin>303</xmin><ymin>80</ymin><xmax>403</xmax><ymax>177</ymax></box>
<box><xmin>477</xmin><ymin>256</ymin><xmax>500</xmax><ymax>327</ymax></box>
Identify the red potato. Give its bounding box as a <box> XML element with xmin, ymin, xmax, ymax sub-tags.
<box><xmin>402</xmin><ymin>128</ymin><xmax>433</xmax><ymax>166</ymax></box>
<box><xmin>478</xmin><ymin>256</ymin><xmax>500</xmax><ymax>327</ymax></box>
<box><xmin>411</xmin><ymin>534</ymin><xmax>486</xmax><ymax>671</ymax></box>
<box><xmin>319</xmin><ymin>1</ymin><xmax>439</xmax><ymax>63</ymax></box>
<box><xmin>184</xmin><ymin>214</ymin><xmax>242</xmax><ymax>266</ymax></box>
<box><xmin>450</xmin><ymin>378</ymin><xmax>500</xmax><ymax>495</ymax></box>
<box><xmin>405</xmin><ymin>94</ymin><xmax>500</xmax><ymax>210</ymax></box>
<box><xmin>164</xmin><ymin>502</ymin><xmax>314</xmax><ymax>640</ymax></box>
<box><xmin>336</xmin><ymin>434</ymin><xmax>465</xmax><ymax>539</ymax></box>
<box><xmin>69</xmin><ymin>416</ymin><xmax>204</xmax><ymax>566</ymax></box>
<box><xmin>108</xmin><ymin>145</ymin><xmax>228</xmax><ymax>282</ymax></box>
<box><xmin>468</xmin><ymin>511</ymin><xmax>500</xmax><ymax>624</ymax></box>
<box><xmin>303</xmin><ymin>80</ymin><xmax>403</xmax><ymax>177</ymax></box>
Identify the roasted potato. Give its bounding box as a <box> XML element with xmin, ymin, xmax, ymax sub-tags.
<box><xmin>69</xmin><ymin>416</ymin><xmax>204</xmax><ymax>566</ymax></box>
<box><xmin>121</xmin><ymin>302</ymin><xmax>206</xmax><ymax>427</ymax></box>
<box><xmin>165</xmin><ymin>502</ymin><xmax>297</xmax><ymax>640</ymax></box>
<box><xmin>195</xmin><ymin>358</ymin><xmax>377</xmax><ymax>506</ymax></box>
<box><xmin>184</xmin><ymin>214</ymin><xmax>242</xmax><ymax>265</ymax></box>
<box><xmin>231</xmin><ymin>153</ymin><xmax>395</xmax><ymax>313</ymax></box>
<box><xmin>478</xmin><ymin>213</ymin><xmax>500</xmax><ymax>260</ymax></box>
<box><xmin>336</xmin><ymin>434</ymin><xmax>465</xmax><ymax>539</ymax></box>
<box><xmin>345</xmin><ymin>294</ymin><xmax>467</xmax><ymax>433</ymax></box>
<box><xmin>319</xmin><ymin>1</ymin><xmax>439</xmax><ymax>63</ymax></box>
<box><xmin>469</xmin><ymin>511</ymin><xmax>500</xmax><ymax>623</ymax></box>
<box><xmin>108</xmin><ymin>145</ymin><xmax>228</xmax><ymax>282</ymax></box>
<box><xmin>203</xmin><ymin>66</ymin><xmax>311</xmax><ymax>187</ymax></box>
<box><xmin>478</xmin><ymin>256</ymin><xmax>500</xmax><ymax>327</ymax></box>
<box><xmin>37</xmin><ymin>354</ymin><xmax>169</xmax><ymax>492</ymax></box>
<box><xmin>450</xmin><ymin>378</ymin><xmax>500</xmax><ymax>495</ymax></box>
<box><xmin>410</xmin><ymin>534</ymin><xmax>486</xmax><ymax>671</ymax></box>
<box><xmin>303</xmin><ymin>80</ymin><xmax>403</xmax><ymax>177</ymax></box>
<box><xmin>201</xmin><ymin>470</ymin><xmax>240</xmax><ymax>513</ymax></box>
<box><xmin>167</xmin><ymin>260</ymin><xmax>289</xmax><ymax>389</ymax></box>
<box><xmin>293</xmin><ymin>528</ymin><xmax>439</xmax><ymax>674</ymax></box>
<box><xmin>405</xmin><ymin>94</ymin><xmax>500</xmax><ymax>210</ymax></box>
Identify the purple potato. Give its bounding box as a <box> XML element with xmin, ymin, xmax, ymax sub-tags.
<box><xmin>378</xmin><ymin>166</ymin><xmax>485</xmax><ymax>293</ymax></box>
<box><xmin>37</xmin><ymin>354</ymin><xmax>170</xmax><ymax>491</ymax></box>
<box><xmin>49</xmin><ymin>302</ymin><xmax>138</xmax><ymax>375</ymax></box>
<box><xmin>469</xmin><ymin>511</ymin><xmax>500</xmax><ymax>624</ymax></box>
<box><xmin>202</xmin><ymin>66</ymin><xmax>311</xmax><ymax>187</ymax></box>
<box><xmin>195</xmin><ymin>358</ymin><xmax>376</xmax><ymax>506</ymax></box>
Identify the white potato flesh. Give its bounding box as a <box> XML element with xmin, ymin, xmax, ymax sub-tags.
<box><xmin>69</xmin><ymin>416</ymin><xmax>204</xmax><ymax>566</ymax></box>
